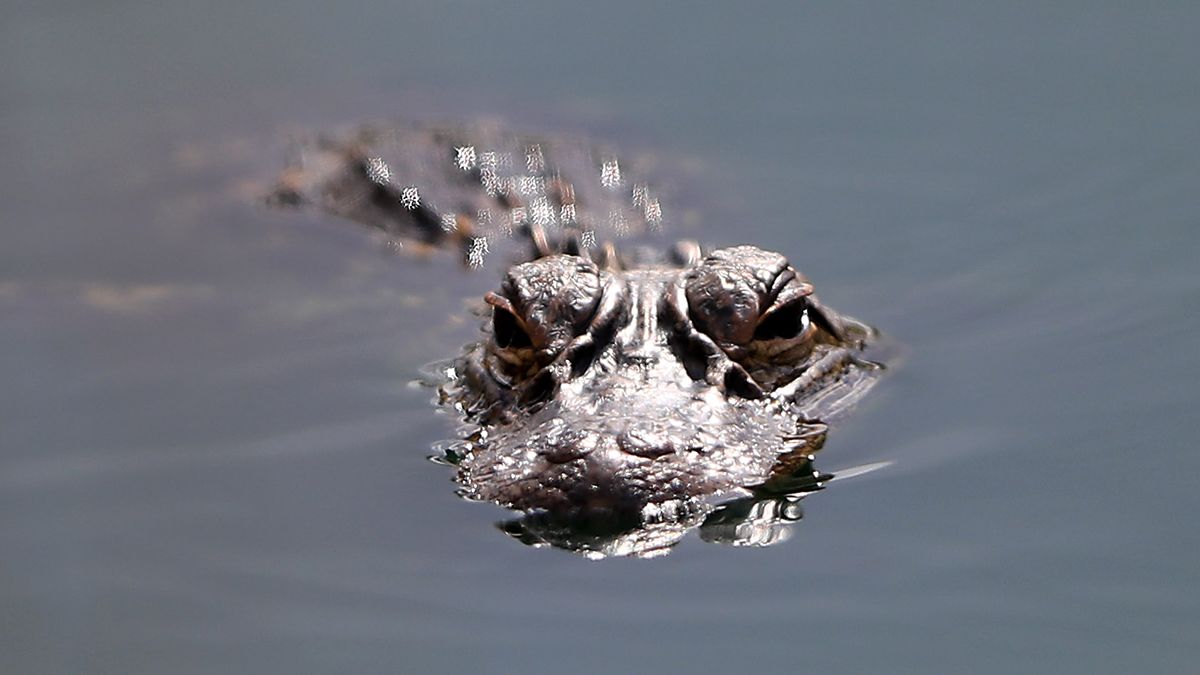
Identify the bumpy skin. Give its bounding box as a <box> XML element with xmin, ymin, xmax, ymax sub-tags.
<box><xmin>445</xmin><ymin>246</ymin><xmax>881</xmax><ymax>518</ymax></box>
<box><xmin>272</xmin><ymin>121</ymin><xmax>884</xmax><ymax>555</ymax></box>
<box><xmin>269</xmin><ymin>121</ymin><xmax>669</xmax><ymax>265</ymax></box>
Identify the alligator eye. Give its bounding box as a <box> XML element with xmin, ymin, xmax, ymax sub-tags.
<box><xmin>684</xmin><ymin>245</ymin><xmax>815</xmax><ymax>348</ymax></box>
<box><xmin>753</xmin><ymin>303</ymin><xmax>810</xmax><ymax>341</ymax></box>
<box><xmin>492</xmin><ymin>307</ymin><xmax>533</xmax><ymax>349</ymax></box>
<box><xmin>485</xmin><ymin>254</ymin><xmax>604</xmax><ymax>357</ymax></box>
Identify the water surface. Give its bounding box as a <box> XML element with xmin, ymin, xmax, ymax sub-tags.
<box><xmin>2</xmin><ymin>2</ymin><xmax>1198</xmax><ymax>673</ymax></box>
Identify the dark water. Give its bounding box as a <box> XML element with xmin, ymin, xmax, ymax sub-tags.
<box><xmin>3</xmin><ymin>2</ymin><xmax>1198</xmax><ymax>673</ymax></box>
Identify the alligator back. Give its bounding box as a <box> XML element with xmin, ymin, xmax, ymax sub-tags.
<box><xmin>269</xmin><ymin>121</ymin><xmax>676</xmax><ymax>269</ymax></box>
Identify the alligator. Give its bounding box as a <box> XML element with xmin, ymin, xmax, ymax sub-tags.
<box><xmin>269</xmin><ymin>121</ymin><xmax>886</xmax><ymax>557</ymax></box>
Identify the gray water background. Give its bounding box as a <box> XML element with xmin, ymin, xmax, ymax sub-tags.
<box><xmin>2</xmin><ymin>2</ymin><xmax>1198</xmax><ymax>673</ymax></box>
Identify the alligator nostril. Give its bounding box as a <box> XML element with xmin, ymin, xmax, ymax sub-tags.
<box><xmin>616</xmin><ymin>428</ymin><xmax>676</xmax><ymax>458</ymax></box>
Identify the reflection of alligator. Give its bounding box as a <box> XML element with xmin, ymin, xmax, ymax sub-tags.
<box><xmin>271</xmin><ymin>121</ymin><xmax>886</xmax><ymax>558</ymax></box>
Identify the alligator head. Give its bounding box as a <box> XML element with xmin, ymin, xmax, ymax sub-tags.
<box><xmin>438</xmin><ymin>245</ymin><xmax>883</xmax><ymax>524</ymax></box>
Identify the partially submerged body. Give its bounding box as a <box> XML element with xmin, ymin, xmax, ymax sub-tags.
<box><xmin>271</xmin><ymin>121</ymin><xmax>885</xmax><ymax>557</ymax></box>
